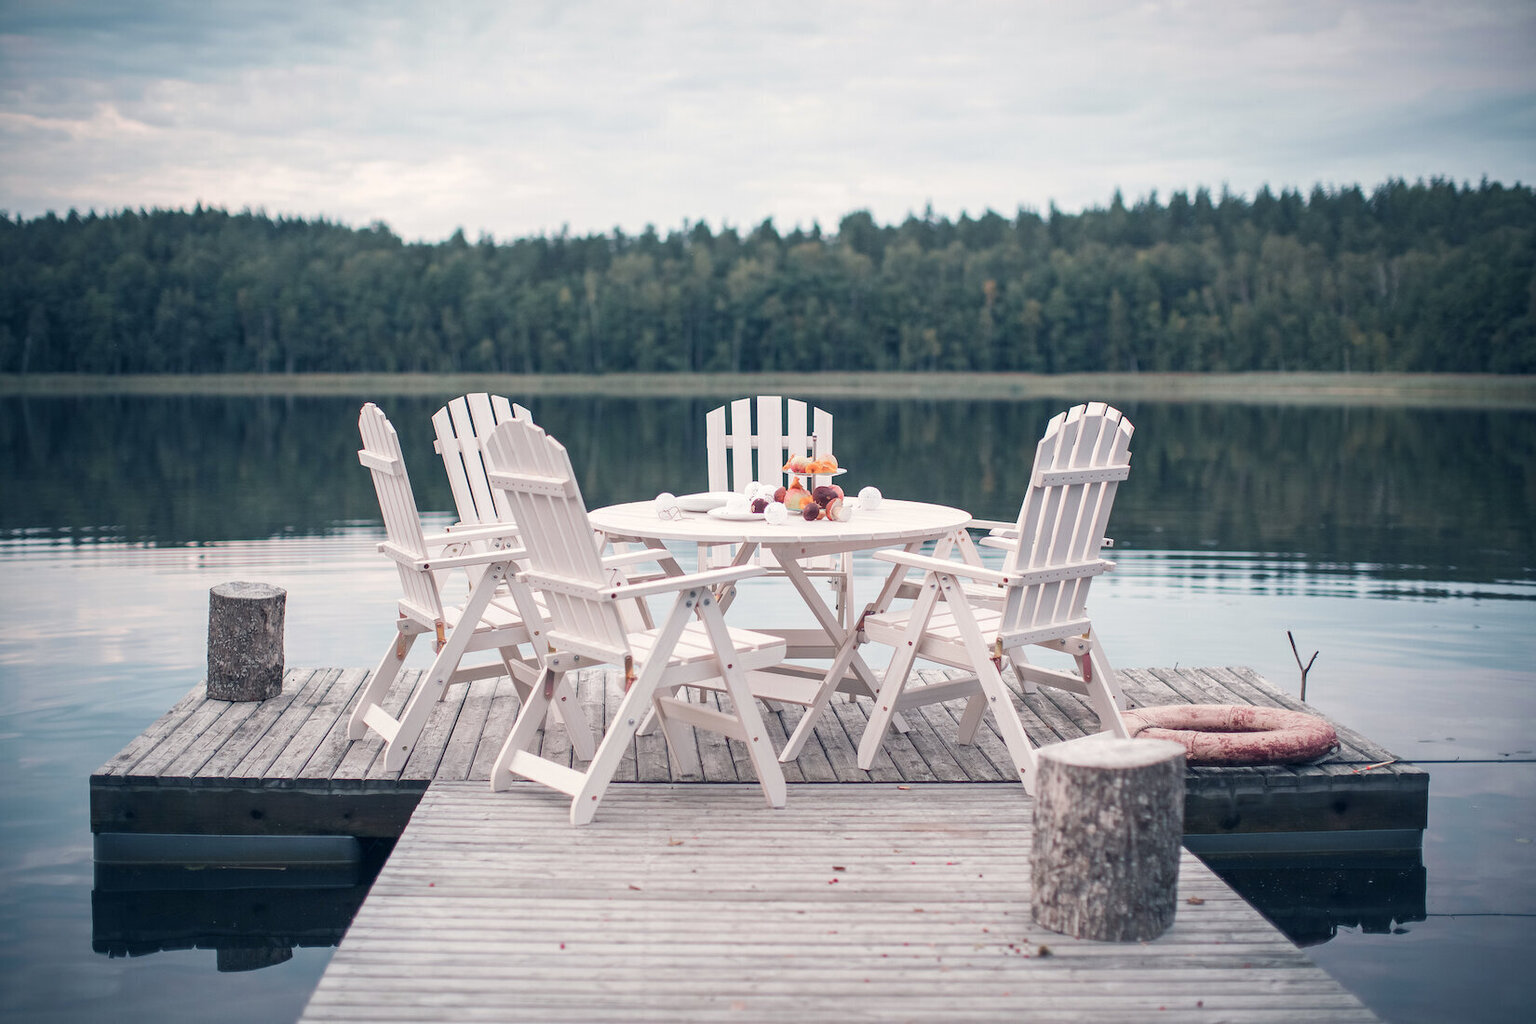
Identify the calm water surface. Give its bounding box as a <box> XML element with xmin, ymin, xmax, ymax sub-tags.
<box><xmin>1</xmin><ymin>392</ymin><xmax>1532</xmax><ymax>1023</ymax></box>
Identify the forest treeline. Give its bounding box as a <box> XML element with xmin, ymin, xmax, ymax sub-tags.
<box><xmin>2</xmin><ymin>178</ymin><xmax>1533</xmax><ymax>375</ymax></box>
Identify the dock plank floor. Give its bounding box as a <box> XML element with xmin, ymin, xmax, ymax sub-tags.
<box><xmin>91</xmin><ymin>665</ymin><xmax>1428</xmax><ymax>839</ymax></box>
<box><xmin>299</xmin><ymin>782</ymin><xmax>1378</xmax><ymax>1023</ymax></box>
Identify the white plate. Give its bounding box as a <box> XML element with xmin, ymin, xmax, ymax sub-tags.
<box><xmin>785</xmin><ymin>467</ymin><xmax>847</xmax><ymax>478</ymax></box>
<box><xmin>707</xmin><ymin>507</ymin><xmax>765</xmax><ymax>521</ymax></box>
<box><xmin>676</xmin><ymin>491</ymin><xmax>734</xmax><ymax>512</ymax></box>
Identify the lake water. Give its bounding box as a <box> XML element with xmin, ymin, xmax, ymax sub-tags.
<box><xmin>1</xmin><ymin>389</ymin><xmax>1532</xmax><ymax>1023</ymax></box>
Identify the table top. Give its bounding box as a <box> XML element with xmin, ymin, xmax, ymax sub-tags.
<box><xmin>589</xmin><ymin>498</ymin><xmax>971</xmax><ymax>549</ymax></box>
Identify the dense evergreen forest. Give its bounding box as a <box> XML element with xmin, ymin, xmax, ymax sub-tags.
<box><xmin>2</xmin><ymin>178</ymin><xmax>1533</xmax><ymax>375</ymax></box>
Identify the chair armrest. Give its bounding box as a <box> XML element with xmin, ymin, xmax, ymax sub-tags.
<box><xmin>424</xmin><ymin>523</ymin><xmax>522</xmax><ymax>546</ymax></box>
<box><xmin>379</xmin><ymin>540</ymin><xmax>527</xmax><ymax>572</ymax></box>
<box><xmin>870</xmin><ymin>549</ymin><xmax>1009</xmax><ymax>586</ymax></box>
<box><xmin>520</xmin><ymin>564</ymin><xmax>767</xmax><ymax>603</ymax></box>
<box><xmin>601</xmin><ymin>547</ymin><xmax>676</xmax><ymax>570</ymax></box>
<box><xmin>604</xmin><ymin>564</ymin><xmax>768</xmax><ymax>601</ymax></box>
<box><xmin>968</xmin><ymin>518</ymin><xmax>1017</xmax><ymax>534</ymax></box>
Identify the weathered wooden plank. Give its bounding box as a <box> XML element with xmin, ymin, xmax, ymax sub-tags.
<box><xmin>200</xmin><ymin>668</ymin><xmax>320</xmax><ymax>776</ymax></box>
<box><xmin>917</xmin><ymin>703</ymin><xmax>1008</xmax><ymax>782</ymax></box>
<box><xmin>633</xmin><ymin>686</ymin><xmax>681</xmax><ymax>782</ymax></box>
<box><xmin>230</xmin><ymin>668</ymin><xmax>344</xmax><ymax>778</ymax></box>
<box><xmin>829</xmin><ymin>697</ymin><xmax>904</xmax><ymax>781</ymax></box>
<box><xmin>397</xmin><ymin>678</ymin><xmax>473</xmax><ymax>781</ymax></box>
<box><xmin>432</xmin><ymin>676</ymin><xmax>500</xmax><ymax>781</ymax></box>
<box><xmin>689</xmin><ymin>691</ymin><xmax>738</xmax><ymax>782</ymax></box>
<box><xmin>94</xmin><ymin>683</ymin><xmax>216</xmax><ymax>779</ymax></box>
<box><xmin>299</xmin><ymin>782</ymin><xmax>1379</xmax><ymax>1024</ymax></box>
<box><xmin>768</xmin><ymin>705</ymin><xmax>833</xmax><ymax>782</ymax></box>
<box><xmin>125</xmin><ymin>692</ymin><xmax>230</xmax><ymax>779</ymax></box>
<box><xmin>467</xmin><ymin>676</ymin><xmax>522</xmax><ymax>782</ymax></box>
<box><xmin>295</xmin><ymin>668</ymin><xmax>371</xmax><ymax>781</ymax></box>
<box><xmin>160</xmin><ymin>697</ymin><xmax>263</xmax><ymax>778</ymax></box>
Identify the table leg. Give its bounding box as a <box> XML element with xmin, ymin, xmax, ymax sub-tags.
<box><xmin>774</xmin><ymin>544</ymin><xmax>916</xmax><ymax>762</ymax></box>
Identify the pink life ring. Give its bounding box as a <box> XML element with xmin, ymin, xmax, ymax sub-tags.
<box><xmin>1122</xmin><ymin>704</ymin><xmax>1339</xmax><ymax>766</ymax></box>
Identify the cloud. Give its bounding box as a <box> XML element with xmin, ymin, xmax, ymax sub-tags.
<box><xmin>2</xmin><ymin>0</ymin><xmax>1533</xmax><ymax>241</ymax></box>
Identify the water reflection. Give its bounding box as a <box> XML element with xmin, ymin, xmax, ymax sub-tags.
<box><xmin>4</xmin><ymin>393</ymin><xmax>1532</xmax><ymax>586</ymax></box>
<box><xmin>92</xmin><ymin>838</ymin><xmax>393</xmax><ymax>970</ymax></box>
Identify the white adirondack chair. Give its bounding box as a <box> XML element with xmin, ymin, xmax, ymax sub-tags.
<box><xmin>856</xmin><ymin>402</ymin><xmax>1135</xmax><ymax>792</ymax></box>
<box><xmin>434</xmin><ymin>392</ymin><xmax>531</xmax><ymax>531</ymax></box>
<box><xmin>483</xmin><ymin>416</ymin><xmax>789</xmax><ymax>825</ymax></box>
<box><xmin>704</xmin><ymin>395</ymin><xmax>853</xmax><ymax>628</ymax></box>
<box><xmin>435</xmin><ymin>392</ymin><xmax>663</xmax><ymax>631</ymax></box>
<box><xmin>348</xmin><ymin>403</ymin><xmax>596</xmax><ymax>773</ymax></box>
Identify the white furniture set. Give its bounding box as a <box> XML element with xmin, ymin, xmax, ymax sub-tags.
<box><xmin>352</xmin><ymin>394</ymin><xmax>1136</xmax><ymax>823</ymax></box>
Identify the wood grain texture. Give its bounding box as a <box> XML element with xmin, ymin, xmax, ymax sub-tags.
<box><xmin>299</xmin><ymin>782</ymin><xmax>1378</xmax><ymax>1023</ymax></box>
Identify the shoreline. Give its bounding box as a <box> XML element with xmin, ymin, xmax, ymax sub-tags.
<box><xmin>3</xmin><ymin>371</ymin><xmax>1533</xmax><ymax>407</ymax></box>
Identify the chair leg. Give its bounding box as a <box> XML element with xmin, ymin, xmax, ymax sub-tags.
<box><xmin>382</xmin><ymin>564</ymin><xmax>510</xmax><ymax>772</ymax></box>
<box><xmin>778</xmin><ymin>621</ymin><xmax>867</xmax><ymax>762</ymax></box>
<box><xmin>498</xmin><ymin>651</ymin><xmax>597</xmax><ymax>760</ymax></box>
<box><xmin>943</xmin><ymin>575</ymin><xmax>1041</xmax><ymax>791</ymax></box>
<box><xmin>956</xmin><ymin>691</ymin><xmax>988</xmax><ymax>744</ymax></box>
<box><xmin>569</xmin><ymin>587</ymin><xmax>699</xmax><ymax>825</ymax></box>
<box><xmin>349</xmin><ymin>626</ymin><xmax>416</xmax><ymax>740</ymax></box>
<box><xmin>975</xmin><ymin>653</ymin><xmax>1040</xmax><ymax>793</ymax></box>
<box><xmin>649</xmin><ymin>685</ymin><xmax>703</xmax><ymax>779</ymax></box>
<box><xmin>695</xmin><ymin>594</ymin><xmax>786</xmax><ymax>809</ymax></box>
<box><xmin>490</xmin><ymin>667</ymin><xmax>558</xmax><ymax>792</ymax></box>
<box><xmin>570</xmin><ymin>664</ymin><xmax>667</xmax><ymax>826</ymax></box>
<box><xmin>553</xmin><ymin>673</ymin><xmax>598</xmax><ymax>760</ymax></box>
<box><xmin>856</xmin><ymin>573</ymin><xmax>943</xmax><ymax>771</ymax></box>
<box><xmin>1084</xmin><ymin>630</ymin><xmax>1131</xmax><ymax>732</ymax></box>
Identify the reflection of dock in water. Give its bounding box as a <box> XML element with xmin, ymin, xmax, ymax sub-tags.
<box><xmin>90</xmin><ymin>663</ymin><xmax>1426</xmax><ymax>975</ymax></box>
<box><xmin>1188</xmin><ymin>830</ymin><xmax>1427</xmax><ymax>947</ymax></box>
<box><xmin>91</xmin><ymin>835</ymin><xmax>393</xmax><ymax>970</ymax></box>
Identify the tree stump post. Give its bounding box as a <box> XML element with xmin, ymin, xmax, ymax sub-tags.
<box><xmin>1031</xmin><ymin>733</ymin><xmax>1186</xmax><ymax>942</ymax></box>
<box><xmin>207</xmin><ymin>582</ymin><xmax>286</xmax><ymax>701</ymax></box>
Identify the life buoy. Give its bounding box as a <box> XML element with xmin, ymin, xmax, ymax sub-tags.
<box><xmin>1122</xmin><ymin>703</ymin><xmax>1339</xmax><ymax>766</ymax></box>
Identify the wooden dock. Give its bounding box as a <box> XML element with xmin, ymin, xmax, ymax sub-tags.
<box><xmin>91</xmin><ymin>665</ymin><xmax>1428</xmax><ymax>842</ymax></box>
<box><xmin>298</xmin><ymin>782</ymin><xmax>1379</xmax><ymax>1023</ymax></box>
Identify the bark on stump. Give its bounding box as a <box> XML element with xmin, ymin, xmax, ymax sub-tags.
<box><xmin>1031</xmin><ymin>733</ymin><xmax>1186</xmax><ymax>942</ymax></box>
<box><xmin>206</xmin><ymin>582</ymin><xmax>285</xmax><ymax>701</ymax></box>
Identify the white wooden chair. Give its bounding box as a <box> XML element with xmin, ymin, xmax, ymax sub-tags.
<box><xmin>435</xmin><ymin>392</ymin><xmax>663</xmax><ymax>631</ymax></box>
<box><xmin>348</xmin><ymin>403</ymin><xmax>596</xmax><ymax>773</ymax></box>
<box><xmin>856</xmin><ymin>403</ymin><xmax>1135</xmax><ymax>792</ymax></box>
<box><xmin>483</xmin><ymin>416</ymin><xmax>788</xmax><ymax>825</ymax></box>
<box><xmin>704</xmin><ymin>395</ymin><xmax>853</xmax><ymax>628</ymax></box>
<box><xmin>433</xmin><ymin>392</ymin><xmax>531</xmax><ymax>531</ymax></box>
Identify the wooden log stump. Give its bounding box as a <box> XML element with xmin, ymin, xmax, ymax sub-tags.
<box><xmin>207</xmin><ymin>582</ymin><xmax>285</xmax><ymax>701</ymax></box>
<box><xmin>1031</xmin><ymin>733</ymin><xmax>1186</xmax><ymax>942</ymax></box>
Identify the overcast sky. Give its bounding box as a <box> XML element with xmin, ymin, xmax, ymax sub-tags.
<box><xmin>2</xmin><ymin>0</ymin><xmax>1532</xmax><ymax>242</ymax></box>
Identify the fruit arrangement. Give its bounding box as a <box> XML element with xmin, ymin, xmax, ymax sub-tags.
<box><xmin>782</xmin><ymin>452</ymin><xmax>839</xmax><ymax>475</ymax></box>
<box><xmin>752</xmin><ymin>480</ymin><xmax>851</xmax><ymax>521</ymax></box>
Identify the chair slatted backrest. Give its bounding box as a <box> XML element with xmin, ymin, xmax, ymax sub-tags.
<box><xmin>358</xmin><ymin>403</ymin><xmax>445</xmax><ymax>625</ymax></box>
<box><xmin>433</xmin><ymin>393</ymin><xmax>533</xmax><ymax>527</ymax></box>
<box><xmin>1000</xmin><ymin>403</ymin><xmax>1133</xmax><ymax>642</ymax></box>
<box><xmin>706</xmin><ymin>396</ymin><xmax>834</xmax><ymax>493</ymax></box>
<box><xmin>483</xmin><ymin>418</ymin><xmax>631</xmax><ymax>664</ymax></box>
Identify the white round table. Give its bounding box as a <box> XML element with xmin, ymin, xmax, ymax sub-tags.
<box><xmin>588</xmin><ymin>498</ymin><xmax>971</xmax><ymax>760</ymax></box>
